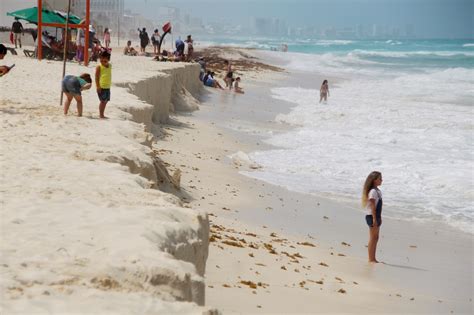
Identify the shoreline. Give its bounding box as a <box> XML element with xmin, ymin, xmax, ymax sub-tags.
<box><xmin>160</xmin><ymin>47</ymin><xmax>472</xmax><ymax>313</ymax></box>
<box><xmin>1</xmin><ymin>41</ymin><xmax>471</xmax><ymax>314</ymax></box>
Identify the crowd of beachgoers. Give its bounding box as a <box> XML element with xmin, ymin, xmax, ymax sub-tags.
<box><xmin>1</xmin><ymin>19</ymin><xmax>245</xmax><ymax>121</ymax></box>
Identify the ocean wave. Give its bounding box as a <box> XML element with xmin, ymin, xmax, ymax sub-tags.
<box><xmin>314</xmin><ymin>40</ymin><xmax>355</xmax><ymax>46</ymax></box>
<box><xmin>462</xmin><ymin>43</ymin><xmax>474</xmax><ymax>47</ymax></box>
<box><xmin>254</xmin><ymin>83</ymin><xmax>474</xmax><ymax>234</ymax></box>
<box><xmin>277</xmin><ymin>51</ymin><xmax>393</xmax><ymax>77</ymax></box>
<box><xmin>352</xmin><ymin>49</ymin><xmax>474</xmax><ymax>58</ymax></box>
<box><xmin>385</xmin><ymin>40</ymin><xmax>402</xmax><ymax>45</ymax></box>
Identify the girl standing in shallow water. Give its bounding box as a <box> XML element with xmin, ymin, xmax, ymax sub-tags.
<box><xmin>320</xmin><ymin>79</ymin><xmax>329</xmax><ymax>103</ymax></box>
<box><xmin>362</xmin><ymin>171</ymin><xmax>383</xmax><ymax>263</ymax></box>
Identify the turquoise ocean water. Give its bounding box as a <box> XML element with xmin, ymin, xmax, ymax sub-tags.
<box><xmin>203</xmin><ymin>37</ymin><xmax>474</xmax><ymax>233</ymax></box>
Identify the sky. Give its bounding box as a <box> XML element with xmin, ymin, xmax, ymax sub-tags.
<box><xmin>125</xmin><ymin>0</ymin><xmax>473</xmax><ymax>38</ymax></box>
<box><xmin>0</xmin><ymin>0</ymin><xmax>36</xmax><ymax>27</ymax></box>
<box><xmin>0</xmin><ymin>0</ymin><xmax>471</xmax><ymax>38</ymax></box>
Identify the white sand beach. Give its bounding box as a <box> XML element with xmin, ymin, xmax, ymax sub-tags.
<box><xmin>1</xmin><ymin>40</ymin><xmax>472</xmax><ymax>315</ymax></box>
<box><xmin>1</xmin><ymin>47</ymin><xmax>213</xmax><ymax>314</ymax></box>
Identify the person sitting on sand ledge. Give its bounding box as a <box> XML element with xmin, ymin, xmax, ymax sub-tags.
<box><xmin>95</xmin><ymin>51</ymin><xmax>112</xmax><ymax>119</ymax></box>
<box><xmin>203</xmin><ymin>71</ymin><xmax>224</xmax><ymax>89</ymax></box>
<box><xmin>362</xmin><ymin>171</ymin><xmax>383</xmax><ymax>263</ymax></box>
<box><xmin>234</xmin><ymin>77</ymin><xmax>244</xmax><ymax>94</ymax></box>
<box><xmin>123</xmin><ymin>40</ymin><xmax>138</xmax><ymax>56</ymax></box>
<box><xmin>62</xmin><ymin>73</ymin><xmax>92</xmax><ymax>117</ymax></box>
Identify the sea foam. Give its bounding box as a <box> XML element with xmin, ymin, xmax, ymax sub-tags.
<box><xmin>247</xmin><ymin>48</ymin><xmax>474</xmax><ymax>234</ymax></box>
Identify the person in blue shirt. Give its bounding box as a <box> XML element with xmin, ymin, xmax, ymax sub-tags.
<box><xmin>204</xmin><ymin>72</ymin><xmax>224</xmax><ymax>89</ymax></box>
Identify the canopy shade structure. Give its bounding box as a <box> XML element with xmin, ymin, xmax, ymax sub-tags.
<box><xmin>7</xmin><ymin>6</ymin><xmax>81</xmax><ymax>25</ymax></box>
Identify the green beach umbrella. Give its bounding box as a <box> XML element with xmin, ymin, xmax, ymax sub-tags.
<box><xmin>7</xmin><ymin>7</ymin><xmax>81</xmax><ymax>25</ymax></box>
<box><xmin>54</xmin><ymin>10</ymin><xmax>82</xmax><ymax>25</ymax></box>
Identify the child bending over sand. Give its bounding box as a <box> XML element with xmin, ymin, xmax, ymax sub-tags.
<box><xmin>362</xmin><ymin>171</ymin><xmax>383</xmax><ymax>263</ymax></box>
<box><xmin>95</xmin><ymin>51</ymin><xmax>112</xmax><ymax>119</ymax></box>
<box><xmin>234</xmin><ymin>77</ymin><xmax>244</xmax><ymax>94</ymax></box>
<box><xmin>62</xmin><ymin>73</ymin><xmax>92</xmax><ymax>116</ymax></box>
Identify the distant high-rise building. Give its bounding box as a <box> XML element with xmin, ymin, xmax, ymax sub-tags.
<box><xmin>391</xmin><ymin>26</ymin><xmax>401</xmax><ymax>38</ymax></box>
<box><xmin>372</xmin><ymin>24</ymin><xmax>378</xmax><ymax>37</ymax></box>
<box><xmin>356</xmin><ymin>24</ymin><xmax>366</xmax><ymax>38</ymax></box>
<box><xmin>323</xmin><ymin>27</ymin><xmax>337</xmax><ymax>38</ymax></box>
<box><xmin>71</xmin><ymin>0</ymin><xmax>125</xmax><ymax>19</ymax></box>
<box><xmin>253</xmin><ymin>17</ymin><xmax>272</xmax><ymax>35</ymax></box>
<box><xmin>405</xmin><ymin>24</ymin><xmax>415</xmax><ymax>38</ymax></box>
<box><xmin>251</xmin><ymin>17</ymin><xmax>287</xmax><ymax>36</ymax></box>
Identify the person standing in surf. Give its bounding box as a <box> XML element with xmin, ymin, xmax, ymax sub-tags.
<box><xmin>319</xmin><ymin>79</ymin><xmax>329</xmax><ymax>103</ymax></box>
<box><xmin>362</xmin><ymin>171</ymin><xmax>383</xmax><ymax>263</ymax></box>
<box><xmin>224</xmin><ymin>60</ymin><xmax>233</xmax><ymax>89</ymax></box>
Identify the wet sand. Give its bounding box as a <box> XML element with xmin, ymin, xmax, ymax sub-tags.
<box><xmin>159</xmin><ymin>50</ymin><xmax>473</xmax><ymax>313</ymax></box>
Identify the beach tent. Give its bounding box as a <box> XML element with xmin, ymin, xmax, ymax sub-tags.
<box><xmin>7</xmin><ymin>7</ymin><xmax>81</xmax><ymax>25</ymax></box>
<box><xmin>7</xmin><ymin>1</ymin><xmax>91</xmax><ymax>105</ymax></box>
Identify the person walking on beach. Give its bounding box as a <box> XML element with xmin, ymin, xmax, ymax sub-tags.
<box><xmin>95</xmin><ymin>51</ymin><xmax>112</xmax><ymax>119</ymax></box>
<box><xmin>151</xmin><ymin>29</ymin><xmax>161</xmax><ymax>55</ymax></box>
<box><xmin>362</xmin><ymin>171</ymin><xmax>383</xmax><ymax>263</ymax></box>
<box><xmin>138</xmin><ymin>28</ymin><xmax>149</xmax><ymax>53</ymax></box>
<box><xmin>103</xmin><ymin>28</ymin><xmax>111</xmax><ymax>49</ymax></box>
<box><xmin>62</xmin><ymin>73</ymin><xmax>92</xmax><ymax>117</ymax></box>
<box><xmin>11</xmin><ymin>18</ymin><xmax>24</xmax><ymax>49</ymax></box>
<box><xmin>320</xmin><ymin>80</ymin><xmax>329</xmax><ymax>103</ymax></box>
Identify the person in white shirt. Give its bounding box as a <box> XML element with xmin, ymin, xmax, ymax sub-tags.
<box><xmin>362</xmin><ymin>171</ymin><xmax>383</xmax><ymax>263</ymax></box>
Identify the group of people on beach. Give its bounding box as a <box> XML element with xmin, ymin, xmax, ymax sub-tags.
<box><xmin>198</xmin><ymin>59</ymin><xmax>244</xmax><ymax>94</ymax></box>
<box><xmin>133</xmin><ymin>27</ymin><xmax>194</xmax><ymax>62</ymax></box>
<box><xmin>3</xmin><ymin>23</ymin><xmax>381</xmax><ymax>264</ymax></box>
<box><xmin>75</xmin><ymin>24</ymin><xmax>112</xmax><ymax>64</ymax></box>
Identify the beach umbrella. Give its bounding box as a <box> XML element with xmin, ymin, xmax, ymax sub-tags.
<box><xmin>54</xmin><ymin>10</ymin><xmax>82</xmax><ymax>25</ymax></box>
<box><xmin>7</xmin><ymin>7</ymin><xmax>81</xmax><ymax>25</ymax></box>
